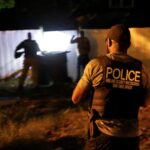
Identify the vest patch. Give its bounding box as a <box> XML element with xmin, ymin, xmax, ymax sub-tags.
<box><xmin>106</xmin><ymin>66</ymin><xmax>141</xmax><ymax>89</ymax></box>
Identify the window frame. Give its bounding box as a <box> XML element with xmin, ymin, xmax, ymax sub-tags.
<box><xmin>108</xmin><ymin>0</ymin><xmax>135</xmax><ymax>9</ymax></box>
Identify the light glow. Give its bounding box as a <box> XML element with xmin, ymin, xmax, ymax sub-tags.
<box><xmin>40</xmin><ymin>31</ymin><xmax>72</xmax><ymax>52</ymax></box>
<box><xmin>129</xmin><ymin>28</ymin><xmax>150</xmax><ymax>60</ymax></box>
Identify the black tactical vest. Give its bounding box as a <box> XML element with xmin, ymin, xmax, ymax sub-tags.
<box><xmin>92</xmin><ymin>56</ymin><xmax>145</xmax><ymax>119</ymax></box>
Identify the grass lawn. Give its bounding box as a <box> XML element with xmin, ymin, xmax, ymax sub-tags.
<box><xmin>0</xmin><ymin>79</ymin><xmax>150</xmax><ymax>150</ymax></box>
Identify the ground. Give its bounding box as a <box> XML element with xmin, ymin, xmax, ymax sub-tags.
<box><xmin>0</xmin><ymin>79</ymin><xmax>150</xmax><ymax>150</ymax></box>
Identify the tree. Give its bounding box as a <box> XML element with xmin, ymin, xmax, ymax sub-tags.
<box><xmin>0</xmin><ymin>0</ymin><xmax>15</xmax><ymax>10</ymax></box>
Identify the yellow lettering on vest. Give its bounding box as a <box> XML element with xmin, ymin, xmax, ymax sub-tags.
<box><xmin>113</xmin><ymin>68</ymin><xmax>120</xmax><ymax>80</ymax></box>
<box><xmin>106</xmin><ymin>67</ymin><xmax>112</xmax><ymax>78</ymax></box>
<box><xmin>128</xmin><ymin>70</ymin><xmax>135</xmax><ymax>81</ymax></box>
<box><xmin>120</xmin><ymin>69</ymin><xmax>126</xmax><ymax>80</ymax></box>
<box><xmin>135</xmin><ymin>71</ymin><xmax>141</xmax><ymax>82</ymax></box>
<box><xmin>106</xmin><ymin>67</ymin><xmax>141</xmax><ymax>83</ymax></box>
<box><xmin>126</xmin><ymin>70</ymin><xmax>129</xmax><ymax>81</ymax></box>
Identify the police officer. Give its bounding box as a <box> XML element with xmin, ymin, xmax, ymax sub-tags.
<box><xmin>72</xmin><ymin>24</ymin><xmax>150</xmax><ymax>150</ymax></box>
<box><xmin>15</xmin><ymin>32</ymin><xmax>41</xmax><ymax>91</ymax></box>
<box><xmin>70</xmin><ymin>30</ymin><xmax>90</xmax><ymax>82</ymax></box>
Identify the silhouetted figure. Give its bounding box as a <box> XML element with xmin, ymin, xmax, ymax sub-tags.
<box><xmin>14</xmin><ymin>32</ymin><xmax>41</xmax><ymax>91</ymax></box>
<box><xmin>70</xmin><ymin>30</ymin><xmax>90</xmax><ymax>82</ymax></box>
<box><xmin>72</xmin><ymin>24</ymin><xmax>150</xmax><ymax>150</ymax></box>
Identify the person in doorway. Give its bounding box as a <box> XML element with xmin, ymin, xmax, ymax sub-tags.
<box><xmin>14</xmin><ymin>32</ymin><xmax>41</xmax><ymax>91</ymax></box>
<box><xmin>71</xmin><ymin>24</ymin><xmax>150</xmax><ymax>150</ymax></box>
<box><xmin>70</xmin><ymin>30</ymin><xmax>91</xmax><ymax>82</ymax></box>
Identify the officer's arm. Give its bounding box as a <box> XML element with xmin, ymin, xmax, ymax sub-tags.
<box><xmin>70</xmin><ymin>35</ymin><xmax>77</xmax><ymax>43</ymax></box>
<box><xmin>143</xmin><ymin>87</ymin><xmax>150</xmax><ymax>107</ymax></box>
<box><xmin>72</xmin><ymin>85</ymin><xmax>89</xmax><ymax>104</ymax></box>
<box><xmin>72</xmin><ymin>59</ymin><xmax>99</xmax><ymax>104</ymax></box>
<box><xmin>15</xmin><ymin>45</ymin><xmax>21</xmax><ymax>52</ymax></box>
<box><xmin>144</xmin><ymin>93</ymin><xmax>150</xmax><ymax>107</ymax></box>
<box><xmin>142</xmin><ymin>65</ymin><xmax>150</xmax><ymax>107</ymax></box>
<box><xmin>14</xmin><ymin>42</ymin><xmax>24</xmax><ymax>58</ymax></box>
<box><xmin>15</xmin><ymin>42</ymin><xmax>24</xmax><ymax>52</ymax></box>
<box><xmin>33</xmin><ymin>41</ymin><xmax>41</xmax><ymax>52</ymax></box>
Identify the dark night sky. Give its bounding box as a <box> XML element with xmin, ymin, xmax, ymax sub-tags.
<box><xmin>0</xmin><ymin>0</ymin><xmax>150</xmax><ymax>30</ymax></box>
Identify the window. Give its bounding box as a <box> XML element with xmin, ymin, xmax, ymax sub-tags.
<box><xmin>109</xmin><ymin>0</ymin><xmax>134</xmax><ymax>8</ymax></box>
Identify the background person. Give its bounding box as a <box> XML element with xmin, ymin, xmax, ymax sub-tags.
<box><xmin>70</xmin><ymin>30</ymin><xmax>91</xmax><ymax>82</ymax></box>
<box><xmin>72</xmin><ymin>24</ymin><xmax>150</xmax><ymax>150</ymax></box>
<box><xmin>14</xmin><ymin>32</ymin><xmax>41</xmax><ymax>91</ymax></box>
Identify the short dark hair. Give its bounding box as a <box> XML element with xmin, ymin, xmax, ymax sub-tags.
<box><xmin>107</xmin><ymin>24</ymin><xmax>130</xmax><ymax>44</ymax></box>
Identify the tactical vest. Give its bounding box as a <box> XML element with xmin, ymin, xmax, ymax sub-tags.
<box><xmin>92</xmin><ymin>56</ymin><xmax>145</xmax><ymax>119</ymax></box>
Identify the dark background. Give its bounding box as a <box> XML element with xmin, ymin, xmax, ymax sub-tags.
<box><xmin>0</xmin><ymin>0</ymin><xmax>150</xmax><ymax>30</ymax></box>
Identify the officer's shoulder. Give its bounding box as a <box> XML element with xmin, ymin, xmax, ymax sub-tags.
<box><xmin>88</xmin><ymin>56</ymin><xmax>106</xmax><ymax>65</ymax></box>
<box><xmin>128</xmin><ymin>55</ymin><xmax>142</xmax><ymax>64</ymax></box>
<box><xmin>21</xmin><ymin>39</ymin><xmax>27</xmax><ymax>43</ymax></box>
<box><xmin>31</xmin><ymin>40</ymin><xmax>36</xmax><ymax>43</ymax></box>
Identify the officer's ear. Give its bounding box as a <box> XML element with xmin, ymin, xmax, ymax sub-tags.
<box><xmin>107</xmin><ymin>38</ymin><xmax>112</xmax><ymax>47</ymax></box>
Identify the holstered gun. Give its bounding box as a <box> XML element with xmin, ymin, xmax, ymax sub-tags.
<box><xmin>88</xmin><ymin>109</ymin><xmax>101</xmax><ymax>139</ymax></box>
